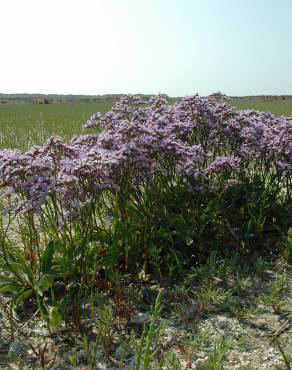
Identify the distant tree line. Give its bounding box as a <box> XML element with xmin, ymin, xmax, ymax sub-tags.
<box><xmin>1</xmin><ymin>93</ymin><xmax>291</xmax><ymax>105</ymax></box>
<box><xmin>232</xmin><ymin>95</ymin><xmax>292</xmax><ymax>100</ymax></box>
<box><xmin>0</xmin><ymin>93</ymin><xmax>170</xmax><ymax>105</ymax></box>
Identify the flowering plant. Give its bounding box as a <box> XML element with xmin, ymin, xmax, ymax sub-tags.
<box><xmin>0</xmin><ymin>94</ymin><xmax>291</xmax><ymax>324</ymax></box>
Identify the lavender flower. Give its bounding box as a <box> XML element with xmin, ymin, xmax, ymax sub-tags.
<box><xmin>0</xmin><ymin>93</ymin><xmax>290</xmax><ymax>222</ymax></box>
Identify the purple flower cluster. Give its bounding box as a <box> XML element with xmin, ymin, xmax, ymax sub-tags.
<box><xmin>0</xmin><ymin>94</ymin><xmax>291</xmax><ymax>218</ymax></box>
<box><xmin>204</xmin><ymin>156</ymin><xmax>241</xmax><ymax>175</ymax></box>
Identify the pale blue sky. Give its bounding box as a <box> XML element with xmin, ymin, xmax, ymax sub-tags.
<box><xmin>0</xmin><ymin>0</ymin><xmax>291</xmax><ymax>96</ymax></box>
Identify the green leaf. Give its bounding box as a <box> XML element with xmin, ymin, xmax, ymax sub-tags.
<box><xmin>41</xmin><ymin>241</ymin><xmax>55</xmax><ymax>273</ymax></box>
<box><xmin>0</xmin><ymin>279</ymin><xmax>22</xmax><ymax>293</ymax></box>
<box><xmin>40</xmin><ymin>274</ymin><xmax>55</xmax><ymax>291</ymax></box>
<box><xmin>48</xmin><ymin>305</ymin><xmax>62</xmax><ymax>328</ymax></box>
<box><xmin>59</xmin><ymin>292</ymin><xmax>72</xmax><ymax>316</ymax></box>
<box><xmin>3</xmin><ymin>261</ymin><xmax>33</xmax><ymax>286</ymax></box>
<box><xmin>2</xmin><ymin>262</ymin><xmax>24</xmax><ymax>274</ymax></box>
<box><xmin>14</xmin><ymin>289</ymin><xmax>33</xmax><ymax>307</ymax></box>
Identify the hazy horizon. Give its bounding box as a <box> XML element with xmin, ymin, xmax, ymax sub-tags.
<box><xmin>1</xmin><ymin>92</ymin><xmax>292</xmax><ymax>98</ymax></box>
<box><xmin>1</xmin><ymin>0</ymin><xmax>291</xmax><ymax>97</ymax></box>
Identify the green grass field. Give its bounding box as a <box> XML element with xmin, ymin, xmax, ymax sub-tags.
<box><xmin>0</xmin><ymin>102</ymin><xmax>112</xmax><ymax>151</ymax></box>
<box><xmin>233</xmin><ymin>97</ymin><xmax>292</xmax><ymax>116</ymax></box>
<box><xmin>0</xmin><ymin>98</ymin><xmax>291</xmax><ymax>150</ymax></box>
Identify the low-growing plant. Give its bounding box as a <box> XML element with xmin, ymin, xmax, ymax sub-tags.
<box><xmin>202</xmin><ymin>335</ymin><xmax>231</xmax><ymax>370</ymax></box>
<box><xmin>196</xmin><ymin>284</ymin><xmax>231</xmax><ymax>312</ymax></box>
<box><xmin>75</xmin><ymin>333</ymin><xmax>100</xmax><ymax>370</ymax></box>
<box><xmin>181</xmin><ymin>327</ymin><xmax>211</xmax><ymax>366</ymax></box>
<box><xmin>282</xmin><ymin>228</ymin><xmax>292</xmax><ymax>263</ymax></box>
<box><xmin>236</xmin><ymin>335</ymin><xmax>253</xmax><ymax>351</ymax></box>
<box><xmin>94</xmin><ymin>296</ymin><xmax>116</xmax><ymax>359</ymax></box>
<box><xmin>164</xmin><ymin>351</ymin><xmax>183</xmax><ymax>370</ymax></box>
<box><xmin>254</xmin><ymin>256</ymin><xmax>270</xmax><ymax>276</ymax></box>
<box><xmin>185</xmin><ymin>251</ymin><xmax>242</xmax><ymax>287</ymax></box>
<box><xmin>135</xmin><ymin>289</ymin><xmax>163</xmax><ymax>370</ymax></box>
<box><xmin>185</xmin><ymin>252</ymin><xmax>221</xmax><ymax>285</ymax></box>
<box><xmin>275</xmin><ymin>339</ymin><xmax>292</xmax><ymax>370</ymax></box>
<box><xmin>263</xmin><ymin>273</ymin><xmax>288</xmax><ymax>311</ymax></box>
<box><xmin>169</xmin><ymin>283</ymin><xmax>190</xmax><ymax>303</ymax></box>
<box><xmin>68</xmin><ymin>352</ymin><xmax>79</xmax><ymax>367</ymax></box>
<box><xmin>229</xmin><ymin>302</ymin><xmax>262</xmax><ymax>321</ymax></box>
<box><xmin>233</xmin><ymin>272</ymin><xmax>252</xmax><ymax>295</ymax></box>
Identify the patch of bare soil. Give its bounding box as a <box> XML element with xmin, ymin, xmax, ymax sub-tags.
<box><xmin>0</xmin><ymin>265</ymin><xmax>291</xmax><ymax>369</ymax></box>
